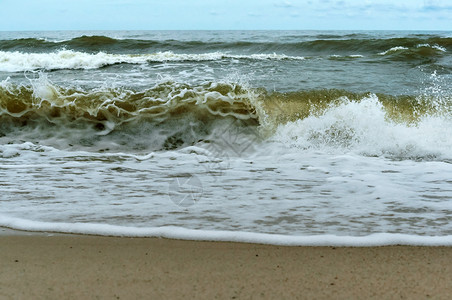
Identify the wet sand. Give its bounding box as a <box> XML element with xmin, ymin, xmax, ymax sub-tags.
<box><xmin>1</xmin><ymin>234</ymin><xmax>451</xmax><ymax>299</ymax></box>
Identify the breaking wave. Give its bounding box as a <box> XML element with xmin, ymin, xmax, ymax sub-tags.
<box><xmin>0</xmin><ymin>50</ymin><xmax>304</xmax><ymax>72</ymax></box>
<box><xmin>0</xmin><ymin>35</ymin><xmax>449</xmax><ymax>72</ymax></box>
<box><xmin>0</xmin><ymin>75</ymin><xmax>450</xmax><ymax>160</ymax></box>
<box><xmin>272</xmin><ymin>95</ymin><xmax>452</xmax><ymax>160</ymax></box>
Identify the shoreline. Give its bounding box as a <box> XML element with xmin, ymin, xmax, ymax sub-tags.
<box><xmin>1</xmin><ymin>234</ymin><xmax>451</xmax><ymax>299</ymax></box>
<box><xmin>0</xmin><ymin>227</ymin><xmax>63</xmax><ymax>236</ymax></box>
<box><xmin>2</xmin><ymin>224</ymin><xmax>452</xmax><ymax>246</ymax></box>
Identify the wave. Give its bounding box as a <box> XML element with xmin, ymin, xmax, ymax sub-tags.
<box><xmin>378</xmin><ymin>44</ymin><xmax>447</xmax><ymax>61</ymax></box>
<box><xmin>0</xmin><ymin>44</ymin><xmax>446</xmax><ymax>72</ymax></box>
<box><xmin>1</xmin><ymin>76</ymin><xmax>451</xmax><ymax>159</ymax></box>
<box><xmin>299</xmin><ymin>37</ymin><xmax>451</xmax><ymax>55</ymax></box>
<box><xmin>272</xmin><ymin>95</ymin><xmax>452</xmax><ymax>160</ymax></box>
<box><xmin>0</xmin><ymin>50</ymin><xmax>305</xmax><ymax>72</ymax></box>
<box><xmin>0</xmin><ymin>76</ymin><xmax>261</xmax><ymax>151</ymax></box>
<box><xmin>1</xmin><ymin>35</ymin><xmax>450</xmax><ymax>56</ymax></box>
<box><xmin>0</xmin><ymin>34</ymin><xmax>449</xmax><ymax>72</ymax></box>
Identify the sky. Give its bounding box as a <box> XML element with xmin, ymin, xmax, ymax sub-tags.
<box><xmin>0</xmin><ymin>0</ymin><xmax>451</xmax><ymax>31</ymax></box>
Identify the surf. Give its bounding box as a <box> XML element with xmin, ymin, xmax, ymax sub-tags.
<box><xmin>1</xmin><ymin>74</ymin><xmax>450</xmax><ymax>160</ymax></box>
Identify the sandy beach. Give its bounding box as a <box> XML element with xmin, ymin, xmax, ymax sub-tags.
<box><xmin>1</xmin><ymin>234</ymin><xmax>451</xmax><ymax>299</ymax></box>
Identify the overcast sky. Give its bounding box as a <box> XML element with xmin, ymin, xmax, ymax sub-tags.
<box><xmin>0</xmin><ymin>0</ymin><xmax>451</xmax><ymax>31</ymax></box>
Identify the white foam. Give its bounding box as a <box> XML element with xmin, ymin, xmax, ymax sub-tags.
<box><xmin>416</xmin><ymin>44</ymin><xmax>447</xmax><ymax>52</ymax></box>
<box><xmin>1</xmin><ymin>215</ymin><xmax>452</xmax><ymax>246</ymax></box>
<box><xmin>1</xmin><ymin>141</ymin><xmax>451</xmax><ymax>241</ymax></box>
<box><xmin>272</xmin><ymin>94</ymin><xmax>452</xmax><ymax>159</ymax></box>
<box><xmin>329</xmin><ymin>54</ymin><xmax>364</xmax><ymax>58</ymax></box>
<box><xmin>0</xmin><ymin>50</ymin><xmax>147</xmax><ymax>72</ymax></box>
<box><xmin>378</xmin><ymin>46</ymin><xmax>409</xmax><ymax>55</ymax></box>
<box><xmin>378</xmin><ymin>44</ymin><xmax>447</xmax><ymax>56</ymax></box>
<box><xmin>0</xmin><ymin>50</ymin><xmax>305</xmax><ymax>72</ymax></box>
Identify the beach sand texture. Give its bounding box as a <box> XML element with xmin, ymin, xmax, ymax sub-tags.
<box><xmin>1</xmin><ymin>235</ymin><xmax>451</xmax><ymax>299</ymax></box>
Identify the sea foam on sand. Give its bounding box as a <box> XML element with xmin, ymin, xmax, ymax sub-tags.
<box><xmin>1</xmin><ymin>215</ymin><xmax>452</xmax><ymax>246</ymax></box>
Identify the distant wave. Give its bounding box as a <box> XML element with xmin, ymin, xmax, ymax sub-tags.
<box><xmin>378</xmin><ymin>46</ymin><xmax>410</xmax><ymax>55</ymax></box>
<box><xmin>0</xmin><ymin>35</ymin><xmax>450</xmax><ymax>55</ymax></box>
<box><xmin>0</xmin><ymin>50</ymin><xmax>305</xmax><ymax>72</ymax></box>
<box><xmin>378</xmin><ymin>44</ymin><xmax>447</xmax><ymax>60</ymax></box>
<box><xmin>0</xmin><ymin>43</ymin><xmax>447</xmax><ymax>72</ymax></box>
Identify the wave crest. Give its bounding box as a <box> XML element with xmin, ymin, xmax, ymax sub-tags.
<box><xmin>378</xmin><ymin>44</ymin><xmax>447</xmax><ymax>61</ymax></box>
<box><xmin>272</xmin><ymin>95</ymin><xmax>452</xmax><ymax>160</ymax></box>
<box><xmin>1</xmin><ymin>35</ymin><xmax>451</xmax><ymax>53</ymax></box>
<box><xmin>1</xmin><ymin>76</ymin><xmax>450</xmax><ymax>159</ymax></box>
<box><xmin>0</xmin><ymin>50</ymin><xmax>305</xmax><ymax>72</ymax></box>
<box><xmin>0</xmin><ymin>76</ymin><xmax>261</xmax><ymax>151</ymax></box>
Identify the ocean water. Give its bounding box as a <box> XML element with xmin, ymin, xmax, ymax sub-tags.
<box><xmin>0</xmin><ymin>30</ymin><xmax>451</xmax><ymax>245</ymax></box>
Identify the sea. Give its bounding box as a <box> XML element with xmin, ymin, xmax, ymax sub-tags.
<box><xmin>0</xmin><ymin>30</ymin><xmax>451</xmax><ymax>246</ymax></box>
